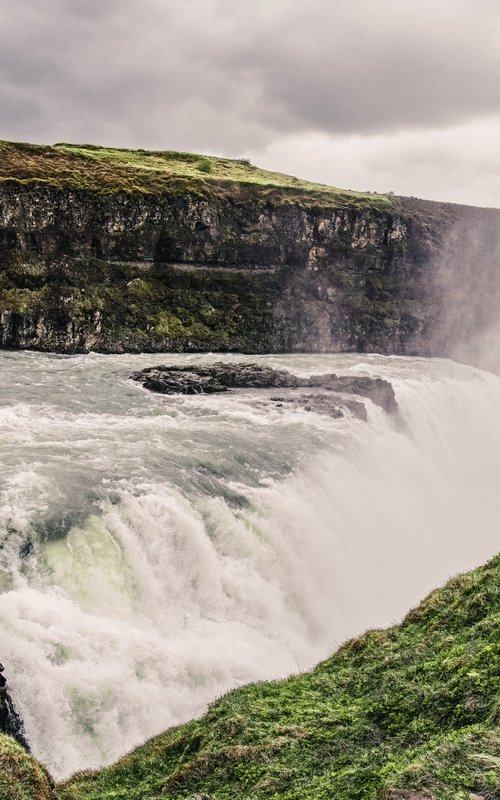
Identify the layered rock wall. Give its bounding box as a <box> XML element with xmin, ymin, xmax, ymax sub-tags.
<box><xmin>0</xmin><ymin>183</ymin><xmax>498</xmax><ymax>355</ymax></box>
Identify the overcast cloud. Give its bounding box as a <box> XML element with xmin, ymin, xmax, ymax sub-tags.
<box><xmin>1</xmin><ymin>0</ymin><xmax>500</xmax><ymax>205</ymax></box>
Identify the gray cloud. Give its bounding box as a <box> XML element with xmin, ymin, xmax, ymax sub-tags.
<box><xmin>1</xmin><ymin>0</ymin><xmax>500</xmax><ymax>204</ymax></box>
<box><xmin>207</xmin><ymin>0</ymin><xmax>500</xmax><ymax>135</ymax></box>
<box><xmin>249</xmin><ymin>118</ymin><xmax>500</xmax><ymax>208</ymax></box>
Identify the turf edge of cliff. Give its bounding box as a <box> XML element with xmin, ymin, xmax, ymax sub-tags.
<box><xmin>0</xmin><ymin>140</ymin><xmax>392</xmax><ymax>209</ymax></box>
<box><xmin>42</xmin><ymin>552</ymin><xmax>500</xmax><ymax>800</ymax></box>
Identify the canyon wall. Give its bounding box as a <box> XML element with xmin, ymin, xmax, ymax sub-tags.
<box><xmin>1</xmin><ymin>180</ymin><xmax>499</xmax><ymax>355</ymax></box>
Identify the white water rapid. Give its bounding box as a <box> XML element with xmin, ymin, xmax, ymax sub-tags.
<box><xmin>1</xmin><ymin>351</ymin><xmax>500</xmax><ymax>779</ymax></box>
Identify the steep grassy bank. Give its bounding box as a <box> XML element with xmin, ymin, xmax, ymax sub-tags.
<box><xmin>3</xmin><ymin>552</ymin><xmax>496</xmax><ymax>799</ymax></box>
<box><xmin>0</xmin><ymin>736</ymin><xmax>54</xmax><ymax>800</ymax></box>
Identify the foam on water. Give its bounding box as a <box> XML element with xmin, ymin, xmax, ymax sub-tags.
<box><xmin>0</xmin><ymin>351</ymin><xmax>499</xmax><ymax>778</ymax></box>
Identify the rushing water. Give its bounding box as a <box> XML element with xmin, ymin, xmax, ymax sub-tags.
<box><xmin>1</xmin><ymin>350</ymin><xmax>500</xmax><ymax>778</ymax></box>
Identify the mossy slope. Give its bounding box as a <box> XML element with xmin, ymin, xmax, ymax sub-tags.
<box><xmin>0</xmin><ymin>735</ymin><xmax>55</xmax><ymax>800</ymax></box>
<box><xmin>0</xmin><ymin>141</ymin><xmax>391</xmax><ymax>209</ymax></box>
<box><xmin>55</xmin><ymin>554</ymin><xmax>500</xmax><ymax>800</ymax></box>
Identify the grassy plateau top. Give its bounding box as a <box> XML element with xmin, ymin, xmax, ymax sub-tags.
<box><xmin>0</xmin><ymin>140</ymin><xmax>391</xmax><ymax>209</ymax></box>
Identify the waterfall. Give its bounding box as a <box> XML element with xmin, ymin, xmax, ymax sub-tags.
<box><xmin>0</xmin><ymin>351</ymin><xmax>499</xmax><ymax>778</ymax></box>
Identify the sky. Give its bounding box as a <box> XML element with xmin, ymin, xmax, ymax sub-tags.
<box><xmin>1</xmin><ymin>0</ymin><xmax>500</xmax><ymax>206</ymax></box>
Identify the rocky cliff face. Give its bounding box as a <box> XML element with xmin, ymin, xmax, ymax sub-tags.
<box><xmin>1</xmin><ymin>161</ymin><xmax>500</xmax><ymax>356</ymax></box>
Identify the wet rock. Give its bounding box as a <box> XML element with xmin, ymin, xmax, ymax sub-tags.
<box><xmin>269</xmin><ymin>393</ymin><xmax>367</xmax><ymax>420</ymax></box>
<box><xmin>131</xmin><ymin>362</ymin><xmax>397</xmax><ymax>420</ymax></box>
<box><xmin>307</xmin><ymin>373</ymin><xmax>398</xmax><ymax>414</ymax></box>
<box><xmin>0</xmin><ymin>665</ymin><xmax>29</xmax><ymax>751</ymax></box>
<box><xmin>133</xmin><ymin>368</ymin><xmax>227</xmax><ymax>395</ymax></box>
<box><xmin>131</xmin><ymin>362</ymin><xmax>300</xmax><ymax>394</ymax></box>
<box><xmin>2</xmin><ymin>693</ymin><xmax>29</xmax><ymax>751</ymax></box>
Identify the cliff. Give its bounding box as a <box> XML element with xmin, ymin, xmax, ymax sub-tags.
<box><xmin>2</xmin><ymin>140</ymin><xmax>499</xmax><ymax>357</ymax></box>
<box><xmin>3</xmin><ymin>552</ymin><xmax>499</xmax><ymax>799</ymax></box>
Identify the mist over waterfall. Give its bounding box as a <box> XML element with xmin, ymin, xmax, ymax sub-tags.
<box><xmin>1</xmin><ymin>350</ymin><xmax>500</xmax><ymax>779</ymax></box>
<box><xmin>427</xmin><ymin>207</ymin><xmax>500</xmax><ymax>374</ymax></box>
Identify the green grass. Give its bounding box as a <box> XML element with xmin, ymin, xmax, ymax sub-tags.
<box><xmin>0</xmin><ymin>140</ymin><xmax>391</xmax><ymax>209</ymax></box>
<box><xmin>52</xmin><ymin>553</ymin><xmax>500</xmax><ymax>800</ymax></box>
<box><xmin>0</xmin><ymin>735</ymin><xmax>55</xmax><ymax>800</ymax></box>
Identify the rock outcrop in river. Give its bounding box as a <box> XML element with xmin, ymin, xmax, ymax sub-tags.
<box><xmin>131</xmin><ymin>362</ymin><xmax>398</xmax><ymax>418</ymax></box>
<box><xmin>2</xmin><ymin>141</ymin><xmax>500</xmax><ymax>359</ymax></box>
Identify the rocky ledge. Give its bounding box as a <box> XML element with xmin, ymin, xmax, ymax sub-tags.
<box><xmin>131</xmin><ymin>362</ymin><xmax>397</xmax><ymax>419</ymax></box>
<box><xmin>0</xmin><ymin>664</ymin><xmax>29</xmax><ymax>750</ymax></box>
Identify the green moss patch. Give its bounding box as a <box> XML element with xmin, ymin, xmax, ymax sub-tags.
<box><xmin>0</xmin><ymin>259</ymin><xmax>282</xmax><ymax>353</ymax></box>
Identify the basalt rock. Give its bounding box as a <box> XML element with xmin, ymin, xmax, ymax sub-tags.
<box><xmin>306</xmin><ymin>373</ymin><xmax>398</xmax><ymax>414</ymax></box>
<box><xmin>2</xmin><ymin>693</ymin><xmax>30</xmax><ymax>750</ymax></box>
<box><xmin>0</xmin><ymin>675</ymin><xmax>29</xmax><ymax>751</ymax></box>
<box><xmin>131</xmin><ymin>362</ymin><xmax>397</xmax><ymax>418</ymax></box>
<box><xmin>131</xmin><ymin>362</ymin><xmax>300</xmax><ymax>394</ymax></box>
<box><xmin>269</xmin><ymin>392</ymin><xmax>367</xmax><ymax>420</ymax></box>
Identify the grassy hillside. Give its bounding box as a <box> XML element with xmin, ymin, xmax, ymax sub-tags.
<box><xmin>0</xmin><ymin>140</ymin><xmax>391</xmax><ymax>208</ymax></box>
<box><xmin>4</xmin><ymin>552</ymin><xmax>481</xmax><ymax>798</ymax></box>
<box><xmin>0</xmin><ymin>735</ymin><xmax>54</xmax><ymax>800</ymax></box>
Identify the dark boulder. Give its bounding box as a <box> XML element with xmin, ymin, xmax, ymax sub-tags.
<box><xmin>131</xmin><ymin>362</ymin><xmax>398</xmax><ymax>419</ymax></box>
<box><xmin>131</xmin><ymin>362</ymin><xmax>300</xmax><ymax>394</ymax></box>
<box><xmin>0</xmin><ymin>665</ymin><xmax>29</xmax><ymax>751</ymax></box>
<box><xmin>2</xmin><ymin>692</ymin><xmax>29</xmax><ymax>750</ymax></box>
